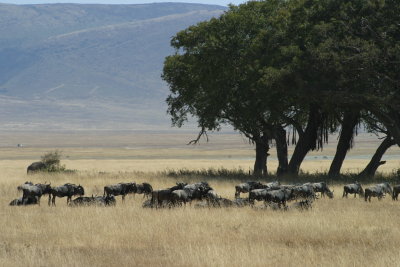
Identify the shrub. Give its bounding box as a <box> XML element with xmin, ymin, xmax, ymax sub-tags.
<box><xmin>40</xmin><ymin>150</ymin><xmax>66</xmax><ymax>172</ymax></box>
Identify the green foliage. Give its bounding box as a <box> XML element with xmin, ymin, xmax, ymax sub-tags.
<box><xmin>163</xmin><ymin>0</ymin><xmax>400</xmax><ymax>175</ymax></box>
<box><xmin>40</xmin><ymin>150</ymin><xmax>66</xmax><ymax>173</ymax></box>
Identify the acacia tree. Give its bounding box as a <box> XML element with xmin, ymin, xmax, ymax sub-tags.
<box><xmin>163</xmin><ymin>0</ymin><xmax>290</xmax><ymax>175</ymax></box>
<box><xmin>277</xmin><ymin>0</ymin><xmax>400</xmax><ymax>175</ymax></box>
<box><xmin>163</xmin><ymin>0</ymin><xmax>399</xmax><ymax>177</ymax></box>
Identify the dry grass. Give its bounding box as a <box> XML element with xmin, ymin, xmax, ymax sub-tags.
<box><xmin>1</xmin><ymin>132</ymin><xmax>400</xmax><ymax>266</ymax></box>
<box><xmin>1</xmin><ymin>168</ymin><xmax>400</xmax><ymax>266</ymax></box>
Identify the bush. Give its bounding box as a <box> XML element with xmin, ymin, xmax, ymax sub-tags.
<box><xmin>40</xmin><ymin>150</ymin><xmax>66</xmax><ymax>172</ymax></box>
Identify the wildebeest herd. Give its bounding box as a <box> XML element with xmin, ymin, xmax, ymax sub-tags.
<box><xmin>9</xmin><ymin>180</ymin><xmax>400</xmax><ymax>210</ymax></box>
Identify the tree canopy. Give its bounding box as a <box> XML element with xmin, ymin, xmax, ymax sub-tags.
<box><xmin>162</xmin><ymin>0</ymin><xmax>400</xmax><ymax>177</ymax></box>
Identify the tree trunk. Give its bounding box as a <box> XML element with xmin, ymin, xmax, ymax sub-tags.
<box><xmin>253</xmin><ymin>134</ymin><xmax>270</xmax><ymax>176</ymax></box>
<box><xmin>328</xmin><ymin>111</ymin><xmax>359</xmax><ymax>178</ymax></box>
<box><xmin>368</xmin><ymin>106</ymin><xmax>400</xmax><ymax>147</ymax></box>
<box><xmin>274</xmin><ymin>126</ymin><xmax>288</xmax><ymax>176</ymax></box>
<box><xmin>287</xmin><ymin>105</ymin><xmax>321</xmax><ymax>175</ymax></box>
<box><xmin>358</xmin><ymin>136</ymin><xmax>396</xmax><ymax>177</ymax></box>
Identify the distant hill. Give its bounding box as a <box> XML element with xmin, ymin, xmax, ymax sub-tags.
<box><xmin>0</xmin><ymin>3</ymin><xmax>226</xmax><ymax>130</ymax></box>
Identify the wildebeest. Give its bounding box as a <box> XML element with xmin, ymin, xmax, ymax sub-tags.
<box><xmin>292</xmin><ymin>184</ymin><xmax>316</xmax><ymax>201</ymax></box>
<box><xmin>392</xmin><ymin>185</ymin><xmax>400</xmax><ymax>200</ymax></box>
<box><xmin>171</xmin><ymin>182</ymin><xmax>213</xmax><ymax>206</ymax></box>
<box><xmin>265</xmin><ymin>181</ymin><xmax>281</xmax><ymax>190</ymax></box>
<box><xmin>248</xmin><ymin>189</ymin><xmax>270</xmax><ymax>205</ymax></box>
<box><xmin>150</xmin><ymin>182</ymin><xmax>187</xmax><ymax>208</ymax></box>
<box><xmin>376</xmin><ymin>182</ymin><xmax>392</xmax><ymax>195</ymax></box>
<box><xmin>69</xmin><ymin>195</ymin><xmax>116</xmax><ymax>206</ymax></box>
<box><xmin>49</xmin><ymin>183</ymin><xmax>85</xmax><ymax>206</ymax></box>
<box><xmin>343</xmin><ymin>182</ymin><xmax>364</xmax><ymax>198</ymax></box>
<box><xmin>304</xmin><ymin>182</ymin><xmax>334</xmax><ymax>198</ymax></box>
<box><xmin>134</xmin><ymin>182</ymin><xmax>153</xmax><ymax>198</ymax></box>
<box><xmin>204</xmin><ymin>190</ymin><xmax>221</xmax><ymax>206</ymax></box>
<box><xmin>364</xmin><ymin>185</ymin><xmax>385</xmax><ymax>202</ymax></box>
<box><xmin>27</xmin><ymin>161</ymin><xmax>47</xmax><ymax>174</ymax></box>
<box><xmin>9</xmin><ymin>196</ymin><xmax>39</xmax><ymax>206</ymax></box>
<box><xmin>264</xmin><ymin>188</ymin><xmax>294</xmax><ymax>209</ymax></box>
<box><xmin>21</xmin><ymin>183</ymin><xmax>52</xmax><ymax>205</ymax></box>
<box><xmin>17</xmin><ymin>181</ymin><xmax>34</xmax><ymax>192</ymax></box>
<box><xmin>103</xmin><ymin>183</ymin><xmax>136</xmax><ymax>202</ymax></box>
<box><xmin>235</xmin><ymin>181</ymin><xmax>266</xmax><ymax>198</ymax></box>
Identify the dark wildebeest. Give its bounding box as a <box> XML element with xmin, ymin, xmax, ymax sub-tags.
<box><xmin>187</xmin><ymin>182</ymin><xmax>213</xmax><ymax>201</ymax></box>
<box><xmin>70</xmin><ymin>195</ymin><xmax>116</xmax><ymax>206</ymax></box>
<box><xmin>103</xmin><ymin>183</ymin><xmax>136</xmax><ymax>202</ymax></box>
<box><xmin>49</xmin><ymin>183</ymin><xmax>85</xmax><ymax>206</ymax></box>
<box><xmin>304</xmin><ymin>182</ymin><xmax>334</xmax><ymax>198</ymax></box>
<box><xmin>235</xmin><ymin>181</ymin><xmax>266</xmax><ymax>198</ymax></box>
<box><xmin>9</xmin><ymin>196</ymin><xmax>39</xmax><ymax>206</ymax></box>
<box><xmin>392</xmin><ymin>185</ymin><xmax>400</xmax><ymax>200</ymax></box>
<box><xmin>21</xmin><ymin>183</ymin><xmax>52</xmax><ymax>205</ymax></box>
<box><xmin>204</xmin><ymin>190</ymin><xmax>221</xmax><ymax>207</ymax></box>
<box><xmin>264</xmin><ymin>188</ymin><xmax>294</xmax><ymax>209</ymax></box>
<box><xmin>171</xmin><ymin>182</ymin><xmax>213</xmax><ymax>207</ymax></box>
<box><xmin>150</xmin><ymin>182</ymin><xmax>187</xmax><ymax>208</ymax></box>
<box><xmin>27</xmin><ymin>162</ymin><xmax>47</xmax><ymax>174</ymax></box>
<box><xmin>292</xmin><ymin>184</ymin><xmax>316</xmax><ymax>201</ymax></box>
<box><xmin>249</xmin><ymin>189</ymin><xmax>271</xmax><ymax>205</ymax></box>
<box><xmin>134</xmin><ymin>182</ymin><xmax>153</xmax><ymax>198</ymax></box>
<box><xmin>364</xmin><ymin>185</ymin><xmax>385</xmax><ymax>202</ymax></box>
<box><xmin>342</xmin><ymin>182</ymin><xmax>364</xmax><ymax>198</ymax></box>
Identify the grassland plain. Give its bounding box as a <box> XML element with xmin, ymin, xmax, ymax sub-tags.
<box><xmin>1</xmin><ymin>132</ymin><xmax>400</xmax><ymax>266</ymax></box>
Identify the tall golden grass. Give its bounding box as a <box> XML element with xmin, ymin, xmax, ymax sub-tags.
<box><xmin>1</xmin><ymin>132</ymin><xmax>400</xmax><ymax>266</ymax></box>
<box><xmin>1</xmin><ymin>165</ymin><xmax>400</xmax><ymax>266</ymax></box>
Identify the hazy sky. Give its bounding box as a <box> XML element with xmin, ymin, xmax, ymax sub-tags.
<box><xmin>0</xmin><ymin>0</ymin><xmax>245</xmax><ymax>6</ymax></box>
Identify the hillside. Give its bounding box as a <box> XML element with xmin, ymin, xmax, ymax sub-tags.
<box><xmin>0</xmin><ymin>3</ymin><xmax>226</xmax><ymax>130</ymax></box>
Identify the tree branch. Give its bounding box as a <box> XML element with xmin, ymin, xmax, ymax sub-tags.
<box><xmin>187</xmin><ymin>127</ymin><xmax>208</xmax><ymax>145</ymax></box>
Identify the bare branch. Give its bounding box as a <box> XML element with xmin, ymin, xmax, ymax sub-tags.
<box><xmin>187</xmin><ymin>127</ymin><xmax>208</xmax><ymax>145</ymax></box>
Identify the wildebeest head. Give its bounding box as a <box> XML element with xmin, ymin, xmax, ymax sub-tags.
<box><xmin>326</xmin><ymin>190</ymin><xmax>334</xmax><ymax>199</ymax></box>
<box><xmin>104</xmin><ymin>195</ymin><xmax>116</xmax><ymax>206</ymax></box>
<box><xmin>17</xmin><ymin>181</ymin><xmax>34</xmax><ymax>191</ymax></box>
<box><xmin>75</xmin><ymin>184</ymin><xmax>85</xmax><ymax>196</ymax></box>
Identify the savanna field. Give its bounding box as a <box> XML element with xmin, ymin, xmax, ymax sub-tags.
<box><xmin>1</xmin><ymin>132</ymin><xmax>400</xmax><ymax>266</ymax></box>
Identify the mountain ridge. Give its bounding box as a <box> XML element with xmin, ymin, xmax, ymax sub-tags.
<box><xmin>0</xmin><ymin>3</ymin><xmax>226</xmax><ymax>130</ymax></box>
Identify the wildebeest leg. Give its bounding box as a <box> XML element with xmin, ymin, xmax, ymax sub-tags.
<box><xmin>48</xmin><ymin>195</ymin><xmax>52</xmax><ymax>206</ymax></box>
<box><xmin>122</xmin><ymin>194</ymin><xmax>125</xmax><ymax>202</ymax></box>
<box><xmin>52</xmin><ymin>195</ymin><xmax>56</xmax><ymax>206</ymax></box>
